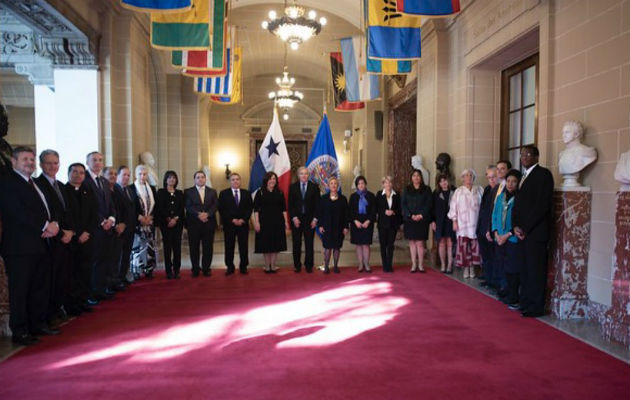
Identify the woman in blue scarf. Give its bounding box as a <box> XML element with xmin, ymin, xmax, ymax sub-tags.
<box><xmin>349</xmin><ymin>176</ymin><xmax>376</xmax><ymax>272</ymax></box>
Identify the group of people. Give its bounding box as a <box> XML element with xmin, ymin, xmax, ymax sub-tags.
<box><xmin>0</xmin><ymin>144</ymin><xmax>553</xmax><ymax>346</ymax></box>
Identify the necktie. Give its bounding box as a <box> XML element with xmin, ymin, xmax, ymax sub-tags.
<box><xmin>144</xmin><ymin>184</ymin><xmax>151</xmax><ymax>212</ymax></box>
<box><xmin>519</xmin><ymin>172</ymin><xmax>527</xmax><ymax>189</ymax></box>
<box><xmin>234</xmin><ymin>189</ymin><xmax>239</xmax><ymax>205</ymax></box>
<box><xmin>199</xmin><ymin>187</ymin><xmax>205</xmax><ymax>203</ymax></box>
<box><xmin>53</xmin><ymin>180</ymin><xmax>66</xmax><ymax>209</ymax></box>
<box><xmin>301</xmin><ymin>183</ymin><xmax>306</xmax><ymax>213</ymax></box>
<box><xmin>95</xmin><ymin>175</ymin><xmax>102</xmax><ymax>191</ymax></box>
<box><xmin>125</xmin><ymin>186</ymin><xmax>132</xmax><ymax>200</ymax></box>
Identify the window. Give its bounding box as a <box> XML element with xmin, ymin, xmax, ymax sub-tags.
<box><xmin>501</xmin><ymin>54</ymin><xmax>538</xmax><ymax>169</ymax></box>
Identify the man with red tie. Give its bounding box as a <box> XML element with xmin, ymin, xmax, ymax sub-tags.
<box><xmin>0</xmin><ymin>147</ymin><xmax>61</xmax><ymax>345</ymax></box>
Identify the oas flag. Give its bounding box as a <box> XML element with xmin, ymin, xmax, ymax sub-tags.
<box><xmin>367</xmin><ymin>0</ymin><xmax>421</xmax><ymax>60</ymax></box>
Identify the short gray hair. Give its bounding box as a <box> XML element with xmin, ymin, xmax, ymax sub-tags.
<box><xmin>460</xmin><ymin>168</ymin><xmax>477</xmax><ymax>182</ymax></box>
<box><xmin>39</xmin><ymin>149</ymin><xmax>59</xmax><ymax>163</ymax></box>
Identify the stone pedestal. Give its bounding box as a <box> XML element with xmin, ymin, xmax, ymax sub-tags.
<box><xmin>547</xmin><ymin>188</ymin><xmax>591</xmax><ymax>319</ymax></box>
<box><xmin>600</xmin><ymin>191</ymin><xmax>630</xmax><ymax>348</ymax></box>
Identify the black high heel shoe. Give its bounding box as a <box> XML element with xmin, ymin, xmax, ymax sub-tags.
<box><xmin>323</xmin><ymin>266</ymin><xmax>330</xmax><ymax>274</ymax></box>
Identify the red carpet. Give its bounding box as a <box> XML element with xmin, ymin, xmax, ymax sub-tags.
<box><xmin>0</xmin><ymin>268</ymin><xmax>628</xmax><ymax>399</ymax></box>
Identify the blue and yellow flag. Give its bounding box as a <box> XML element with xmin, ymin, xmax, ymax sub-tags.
<box><xmin>122</xmin><ymin>0</ymin><xmax>191</xmax><ymax>13</ymax></box>
<box><xmin>151</xmin><ymin>0</ymin><xmax>215</xmax><ymax>50</ymax></box>
<box><xmin>367</xmin><ymin>0</ymin><xmax>421</xmax><ymax>60</ymax></box>
<box><xmin>396</xmin><ymin>0</ymin><xmax>460</xmax><ymax>16</ymax></box>
<box><xmin>367</xmin><ymin>57</ymin><xmax>412</xmax><ymax>75</ymax></box>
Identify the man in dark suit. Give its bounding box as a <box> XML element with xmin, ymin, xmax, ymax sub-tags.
<box><xmin>218</xmin><ymin>173</ymin><xmax>253</xmax><ymax>275</ymax></box>
<box><xmin>476</xmin><ymin>165</ymin><xmax>497</xmax><ymax>288</ymax></box>
<box><xmin>115</xmin><ymin>166</ymin><xmax>137</xmax><ymax>285</ymax></box>
<box><xmin>185</xmin><ymin>170</ymin><xmax>217</xmax><ymax>277</ymax></box>
<box><xmin>288</xmin><ymin>167</ymin><xmax>320</xmax><ymax>273</ymax></box>
<box><xmin>512</xmin><ymin>145</ymin><xmax>554</xmax><ymax>317</ymax></box>
<box><xmin>83</xmin><ymin>151</ymin><xmax>117</xmax><ymax>300</ymax></box>
<box><xmin>0</xmin><ymin>147</ymin><xmax>60</xmax><ymax>345</ymax></box>
<box><xmin>35</xmin><ymin>150</ymin><xmax>74</xmax><ymax>324</ymax></box>
<box><xmin>65</xmin><ymin>163</ymin><xmax>98</xmax><ymax>312</ymax></box>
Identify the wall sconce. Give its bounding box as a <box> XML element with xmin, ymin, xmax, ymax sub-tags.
<box><xmin>343</xmin><ymin>129</ymin><xmax>352</xmax><ymax>153</ymax></box>
<box><xmin>224</xmin><ymin>163</ymin><xmax>232</xmax><ymax>180</ymax></box>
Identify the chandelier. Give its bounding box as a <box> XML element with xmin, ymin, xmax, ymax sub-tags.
<box><xmin>268</xmin><ymin>66</ymin><xmax>304</xmax><ymax>120</ymax></box>
<box><xmin>261</xmin><ymin>0</ymin><xmax>327</xmax><ymax>50</ymax></box>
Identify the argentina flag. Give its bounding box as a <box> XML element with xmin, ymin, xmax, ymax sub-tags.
<box><xmin>340</xmin><ymin>36</ymin><xmax>380</xmax><ymax>102</ymax></box>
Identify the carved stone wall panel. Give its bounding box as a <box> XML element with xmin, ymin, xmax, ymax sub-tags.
<box><xmin>547</xmin><ymin>190</ymin><xmax>591</xmax><ymax>319</ymax></box>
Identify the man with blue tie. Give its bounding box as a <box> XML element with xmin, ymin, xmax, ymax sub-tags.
<box><xmin>0</xmin><ymin>147</ymin><xmax>61</xmax><ymax>345</ymax></box>
<box><xmin>84</xmin><ymin>151</ymin><xmax>117</xmax><ymax>301</ymax></box>
<box><xmin>184</xmin><ymin>170</ymin><xmax>218</xmax><ymax>277</ymax></box>
<box><xmin>288</xmin><ymin>167</ymin><xmax>320</xmax><ymax>273</ymax></box>
<box><xmin>218</xmin><ymin>173</ymin><xmax>253</xmax><ymax>275</ymax></box>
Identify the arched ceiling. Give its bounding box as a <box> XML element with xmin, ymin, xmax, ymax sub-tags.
<box><xmin>232</xmin><ymin>0</ymin><xmax>361</xmax><ymax>28</ymax></box>
<box><xmin>232</xmin><ymin>2</ymin><xmax>361</xmax><ymax>85</ymax></box>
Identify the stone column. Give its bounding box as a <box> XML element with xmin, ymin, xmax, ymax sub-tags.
<box><xmin>547</xmin><ymin>187</ymin><xmax>592</xmax><ymax>319</ymax></box>
<box><xmin>600</xmin><ymin>190</ymin><xmax>630</xmax><ymax>348</ymax></box>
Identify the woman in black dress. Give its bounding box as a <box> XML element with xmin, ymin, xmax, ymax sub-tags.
<box><xmin>375</xmin><ymin>176</ymin><xmax>401</xmax><ymax>273</ymax></box>
<box><xmin>156</xmin><ymin>171</ymin><xmax>185</xmax><ymax>279</ymax></box>
<box><xmin>349</xmin><ymin>176</ymin><xmax>376</xmax><ymax>273</ymax></box>
<box><xmin>317</xmin><ymin>177</ymin><xmax>349</xmax><ymax>274</ymax></box>
<box><xmin>401</xmin><ymin>169</ymin><xmax>433</xmax><ymax>273</ymax></box>
<box><xmin>431</xmin><ymin>173</ymin><xmax>456</xmax><ymax>274</ymax></box>
<box><xmin>254</xmin><ymin>171</ymin><xmax>289</xmax><ymax>273</ymax></box>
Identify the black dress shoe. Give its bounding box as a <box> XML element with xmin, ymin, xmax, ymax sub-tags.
<box><xmin>333</xmin><ymin>266</ymin><xmax>340</xmax><ymax>274</ymax></box>
<box><xmin>323</xmin><ymin>266</ymin><xmax>330</xmax><ymax>274</ymax></box>
<box><xmin>202</xmin><ymin>270</ymin><xmax>211</xmax><ymax>277</ymax></box>
<box><xmin>79</xmin><ymin>303</ymin><xmax>94</xmax><ymax>312</ymax></box>
<box><xmin>192</xmin><ymin>270</ymin><xmax>200</xmax><ymax>277</ymax></box>
<box><xmin>12</xmin><ymin>333</ymin><xmax>39</xmax><ymax>346</ymax></box>
<box><xmin>225</xmin><ymin>269</ymin><xmax>235</xmax><ymax>276</ymax></box>
<box><xmin>305</xmin><ymin>268</ymin><xmax>313</xmax><ymax>273</ymax></box>
<box><xmin>294</xmin><ymin>267</ymin><xmax>301</xmax><ymax>273</ymax></box>
<box><xmin>174</xmin><ymin>273</ymin><xmax>181</xmax><ymax>280</ymax></box>
<box><xmin>166</xmin><ymin>273</ymin><xmax>173</xmax><ymax>280</ymax></box>
<box><xmin>33</xmin><ymin>327</ymin><xmax>61</xmax><ymax>336</ymax></box>
<box><xmin>521</xmin><ymin>311</ymin><xmax>544</xmax><ymax>318</ymax></box>
<box><xmin>65</xmin><ymin>306</ymin><xmax>82</xmax><ymax>317</ymax></box>
<box><xmin>116</xmin><ymin>282</ymin><xmax>128</xmax><ymax>291</ymax></box>
<box><xmin>239</xmin><ymin>268</ymin><xmax>248</xmax><ymax>275</ymax></box>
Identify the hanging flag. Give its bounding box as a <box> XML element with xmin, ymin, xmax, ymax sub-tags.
<box><xmin>171</xmin><ymin>6</ymin><xmax>230</xmax><ymax>71</ymax></box>
<box><xmin>306</xmin><ymin>113</ymin><xmax>341</xmax><ymax>194</ymax></box>
<box><xmin>367</xmin><ymin>57</ymin><xmax>412</xmax><ymax>75</ymax></box>
<box><xmin>396</xmin><ymin>0</ymin><xmax>460</xmax><ymax>16</ymax></box>
<box><xmin>151</xmin><ymin>0</ymin><xmax>215</xmax><ymax>50</ymax></box>
<box><xmin>330</xmin><ymin>52</ymin><xmax>365</xmax><ymax>112</ymax></box>
<box><xmin>248</xmin><ymin>108</ymin><xmax>292</xmax><ymax>206</ymax></box>
<box><xmin>340</xmin><ymin>36</ymin><xmax>380</xmax><ymax>102</ymax></box>
<box><xmin>206</xmin><ymin>48</ymin><xmax>242</xmax><ymax>105</ymax></box>
<box><xmin>366</xmin><ymin>0</ymin><xmax>422</xmax><ymax>60</ymax></box>
<box><xmin>121</xmin><ymin>0</ymin><xmax>191</xmax><ymax>13</ymax></box>
<box><xmin>193</xmin><ymin>48</ymin><xmax>238</xmax><ymax>95</ymax></box>
<box><xmin>178</xmin><ymin>26</ymin><xmax>234</xmax><ymax>77</ymax></box>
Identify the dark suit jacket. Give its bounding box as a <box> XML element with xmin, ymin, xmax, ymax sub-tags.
<box><xmin>184</xmin><ymin>185</ymin><xmax>218</xmax><ymax>229</ymax></box>
<box><xmin>218</xmin><ymin>187</ymin><xmax>253</xmax><ymax>228</ymax></box>
<box><xmin>115</xmin><ymin>183</ymin><xmax>137</xmax><ymax>232</ymax></box>
<box><xmin>84</xmin><ymin>171</ymin><xmax>116</xmax><ymax>229</ymax></box>
<box><xmin>375</xmin><ymin>190</ymin><xmax>402</xmax><ymax>230</ymax></box>
<box><xmin>348</xmin><ymin>191</ymin><xmax>377</xmax><ymax>223</ymax></box>
<box><xmin>288</xmin><ymin>180</ymin><xmax>320</xmax><ymax>222</ymax></box>
<box><xmin>35</xmin><ymin>174</ymin><xmax>73</xmax><ymax>235</ymax></box>
<box><xmin>155</xmin><ymin>188</ymin><xmax>185</xmax><ymax>229</ymax></box>
<box><xmin>512</xmin><ymin>164</ymin><xmax>554</xmax><ymax>242</ymax></box>
<box><xmin>65</xmin><ymin>182</ymin><xmax>98</xmax><ymax>236</ymax></box>
<box><xmin>477</xmin><ymin>184</ymin><xmax>495</xmax><ymax>237</ymax></box>
<box><xmin>0</xmin><ymin>170</ymin><xmax>51</xmax><ymax>256</ymax></box>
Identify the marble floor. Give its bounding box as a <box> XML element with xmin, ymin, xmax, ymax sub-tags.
<box><xmin>1</xmin><ymin>231</ymin><xmax>628</xmax><ymax>364</ymax></box>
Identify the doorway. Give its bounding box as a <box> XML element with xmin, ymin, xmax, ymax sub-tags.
<box><xmin>388</xmin><ymin>81</ymin><xmax>417</xmax><ymax>192</ymax></box>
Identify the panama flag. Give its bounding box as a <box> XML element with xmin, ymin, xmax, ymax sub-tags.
<box><xmin>306</xmin><ymin>113</ymin><xmax>340</xmax><ymax>194</ymax></box>
<box><xmin>248</xmin><ymin>108</ymin><xmax>292</xmax><ymax>205</ymax></box>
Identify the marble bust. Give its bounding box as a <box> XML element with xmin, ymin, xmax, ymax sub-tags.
<box><xmin>139</xmin><ymin>151</ymin><xmax>159</xmax><ymax>187</ymax></box>
<box><xmin>411</xmin><ymin>155</ymin><xmax>430</xmax><ymax>188</ymax></box>
<box><xmin>351</xmin><ymin>165</ymin><xmax>362</xmax><ymax>190</ymax></box>
<box><xmin>203</xmin><ymin>165</ymin><xmax>214</xmax><ymax>188</ymax></box>
<box><xmin>614</xmin><ymin>150</ymin><xmax>630</xmax><ymax>191</ymax></box>
<box><xmin>558</xmin><ymin>121</ymin><xmax>597</xmax><ymax>188</ymax></box>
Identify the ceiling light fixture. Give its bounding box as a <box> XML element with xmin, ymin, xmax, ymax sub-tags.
<box><xmin>261</xmin><ymin>0</ymin><xmax>326</xmax><ymax>50</ymax></box>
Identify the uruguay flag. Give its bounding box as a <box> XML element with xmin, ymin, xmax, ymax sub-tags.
<box><xmin>306</xmin><ymin>113</ymin><xmax>340</xmax><ymax>194</ymax></box>
<box><xmin>248</xmin><ymin>108</ymin><xmax>292</xmax><ymax>205</ymax></box>
<box><xmin>340</xmin><ymin>36</ymin><xmax>380</xmax><ymax>102</ymax></box>
<box><xmin>396</xmin><ymin>0</ymin><xmax>461</xmax><ymax>16</ymax></box>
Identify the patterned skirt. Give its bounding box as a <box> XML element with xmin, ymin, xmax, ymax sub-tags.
<box><xmin>455</xmin><ymin>236</ymin><xmax>481</xmax><ymax>268</ymax></box>
<box><xmin>130</xmin><ymin>225</ymin><xmax>157</xmax><ymax>276</ymax></box>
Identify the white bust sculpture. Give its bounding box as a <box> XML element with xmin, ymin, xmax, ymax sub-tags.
<box><xmin>411</xmin><ymin>155</ymin><xmax>430</xmax><ymax>187</ymax></box>
<box><xmin>351</xmin><ymin>165</ymin><xmax>362</xmax><ymax>190</ymax></box>
<box><xmin>139</xmin><ymin>151</ymin><xmax>159</xmax><ymax>187</ymax></box>
<box><xmin>203</xmin><ymin>165</ymin><xmax>214</xmax><ymax>188</ymax></box>
<box><xmin>558</xmin><ymin>121</ymin><xmax>597</xmax><ymax>188</ymax></box>
<box><xmin>614</xmin><ymin>149</ymin><xmax>630</xmax><ymax>191</ymax></box>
